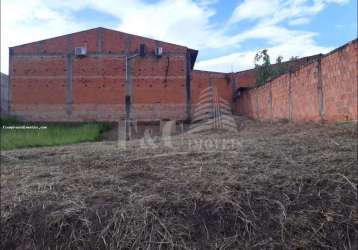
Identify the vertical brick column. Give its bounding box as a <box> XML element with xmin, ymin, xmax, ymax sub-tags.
<box><xmin>66</xmin><ymin>54</ymin><xmax>73</xmax><ymax>115</ymax></box>
<box><xmin>288</xmin><ymin>71</ymin><xmax>293</xmax><ymax>121</ymax></box>
<box><xmin>255</xmin><ymin>92</ymin><xmax>259</xmax><ymax>119</ymax></box>
<box><xmin>316</xmin><ymin>57</ymin><xmax>324</xmax><ymax>121</ymax></box>
<box><xmin>8</xmin><ymin>48</ymin><xmax>13</xmax><ymax>114</ymax></box>
<box><xmin>97</xmin><ymin>28</ymin><xmax>103</xmax><ymax>53</ymax></box>
<box><xmin>269</xmin><ymin>83</ymin><xmax>273</xmax><ymax>121</ymax></box>
<box><xmin>208</xmin><ymin>77</ymin><xmax>214</xmax><ymax>118</ymax></box>
<box><xmin>185</xmin><ymin>51</ymin><xmax>192</xmax><ymax>121</ymax></box>
<box><xmin>230</xmin><ymin>73</ymin><xmax>237</xmax><ymax>111</ymax></box>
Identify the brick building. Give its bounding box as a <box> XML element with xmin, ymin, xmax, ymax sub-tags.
<box><xmin>8</xmin><ymin>27</ymin><xmax>197</xmax><ymax>122</ymax></box>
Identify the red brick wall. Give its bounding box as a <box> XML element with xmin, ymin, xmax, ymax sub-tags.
<box><xmin>12</xmin><ymin>57</ymin><xmax>67</xmax><ymax>105</ymax></box>
<box><xmin>271</xmin><ymin>74</ymin><xmax>289</xmax><ymax>120</ymax></box>
<box><xmin>131</xmin><ymin>55</ymin><xmax>187</xmax><ymax>120</ymax></box>
<box><xmin>233</xmin><ymin>69</ymin><xmax>256</xmax><ymax>88</ymax></box>
<box><xmin>236</xmin><ymin>40</ymin><xmax>357</xmax><ymax>122</ymax></box>
<box><xmin>290</xmin><ymin>62</ymin><xmax>321</xmax><ymax>121</ymax></box>
<box><xmin>10</xmin><ymin>55</ymin><xmax>68</xmax><ymax>120</ymax></box>
<box><xmin>321</xmin><ymin>41</ymin><xmax>358</xmax><ymax>121</ymax></box>
<box><xmin>236</xmin><ymin>89</ymin><xmax>254</xmax><ymax>118</ymax></box>
<box><xmin>214</xmin><ymin>75</ymin><xmax>232</xmax><ymax>104</ymax></box>
<box><xmin>191</xmin><ymin>70</ymin><xmax>232</xmax><ymax>107</ymax></box>
<box><xmin>10</xmin><ymin>28</ymin><xmax>190</xmax><ymax>121</ymax></box>
<box><xmin>256</xmin><ymin>83</ymin><xmax>272</xmax><ymax>120</ymax></box>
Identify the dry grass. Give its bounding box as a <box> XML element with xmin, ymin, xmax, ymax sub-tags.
<box><xmin>1</xmin><ymin>117</ymin><xmax>357</xmax><ymax>249</ymax></box>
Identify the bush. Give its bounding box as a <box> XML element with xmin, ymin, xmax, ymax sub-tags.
<box><xmin>0</xmin><ymin>115</ymin><xmax>22</xmax><ymax>126</ymax></box>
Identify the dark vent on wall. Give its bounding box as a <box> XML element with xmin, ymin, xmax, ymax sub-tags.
<box><xmin>139</xmin><ymin>44</ymin><xmax>146</xmax><ymax>57</ymax></box>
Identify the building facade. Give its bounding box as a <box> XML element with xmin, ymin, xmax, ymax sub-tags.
<box><xmin>9</xmin><ymin>27</ymin><xmax>197</xmax><ymax>122</ymax></box>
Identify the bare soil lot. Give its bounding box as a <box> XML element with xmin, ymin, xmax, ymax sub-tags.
<box><xmin>1</xmin><ymin>117</ymin><xmax>357</xmax><ymax>249</ymax></box>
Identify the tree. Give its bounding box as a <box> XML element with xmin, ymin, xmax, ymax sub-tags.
<box><xmin>254</xmin><ymin>50</ymin><xmax>299</xmax><ymax>86</ymax></box>
<box><xmin>254</xmin><ymin>49</ymin><xmax>273</xmax><ymax>86</ymax></box>
<box><xmin>274</xmin><ymin>56</ymin><xmax>288</xmax><ymax>76</ymax></box>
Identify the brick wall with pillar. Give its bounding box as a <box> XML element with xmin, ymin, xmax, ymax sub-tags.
<box><xmin>9</xmin><ymin>27</ymin><xmax>198</xmax><ymax>122</ymax></box>
<box><xmin>235</xmin><ymin>39</ymin><xmax>357</xmax><ymax>122</ymax></box>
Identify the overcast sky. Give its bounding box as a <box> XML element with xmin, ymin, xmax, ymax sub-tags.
<box><xmin>1</xmin><ymin>0</ymin><xmax>357</xmax><ymax>73</ymax></box>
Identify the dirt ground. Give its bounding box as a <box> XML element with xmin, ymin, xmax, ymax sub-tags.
<box><xmin>1</xmin><ymin>117</ymin><xmax>357</xmax><ymax>249</ymax></box>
